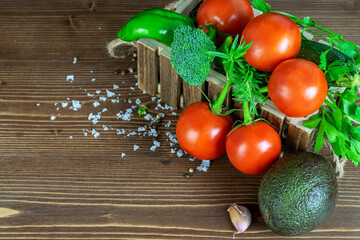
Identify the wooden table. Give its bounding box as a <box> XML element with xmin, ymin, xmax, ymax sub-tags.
<box><xmin>0</xmin><ymin>0</ymin><xmax>359</xmax><ymax>239</ymax></box>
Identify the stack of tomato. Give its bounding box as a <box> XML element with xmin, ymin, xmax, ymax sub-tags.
<box><xmin>176</xmin><ymin>0</ymin><xmax>328</xmax><ymax>175</ymax></box>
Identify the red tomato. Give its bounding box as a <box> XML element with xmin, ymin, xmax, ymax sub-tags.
<box><xmin>268</xmin><ymin>59</ymin><xmax>328</xmax><ymax>117</ymax></box>
<box><xmin>176</xmin><ymin>101</ymin><xmax>233</xmax><ymax>160</ymax></box>
<box><xmin>226</xmin><ymin>121</ymin><xmax>281</xmax><ymax>175</ymax></box>
<box><xmin>196</xmin><ymin>0</ymin><xmax>254</xmax><ymax>36</ymax></box>
<box><xmin>241</xmin><ymin>13</ymin><xmax>301</xmax><ymax>72</ymax></box>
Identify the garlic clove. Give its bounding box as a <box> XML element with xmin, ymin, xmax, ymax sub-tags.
<box><xmin>227</xmin><ymin>203</ymin><xmax>251</xmax><ymax>237</ymax></box>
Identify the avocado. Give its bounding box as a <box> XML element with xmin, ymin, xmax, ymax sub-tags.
<box><xmin>258</xmin><ymin>152</ymin><xmax>338</xmax><ymax>236</ymax></box>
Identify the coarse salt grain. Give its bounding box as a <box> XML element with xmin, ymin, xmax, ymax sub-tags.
<box><xmin>106</xmin><ymin>89</ymin><xmax>115</xmax><ymax>98</ymax></box>
<box><xmin>126</xmin><ymin>131</ymin><xmax>137</xmax><ymax>137</ymax></box>
<box><xmin>176</xmin><ymin>149</ymin><xmax>184</xmax><ymax>158</ymax></box>
<box><xmin>92</xmin><ymin>78</ymin><xmax>96</xmax><ymax>82</ymax></box>
<box><xmin>117</xmin><ymin>129</ymin><xmax>126</xmax><ymax>135</ymax></box>
<box><xmin>50</xmin><ymin>115</ymin><xmax>56</xmax><ymax>120</ymax></box>
<box><xmin>62</xmin><ymin>102</ymin><xmax>68</xmax><ymax>108</ymax></box>
<box><xmin>36</xmin><ymin>103</ymin><xmax>40</xmax><ymax>106</ymax></box>
<box><xmin>102</xmin><ymin>108</ymin><xmax>108</xmax><ymax>113</ymax></box>
<box><xmin>150</xmin><ymin>140</ymin><xmax>161</xmax><ymax>151</ymax></box>
<box><xmin>135</xmin><ymin>98</ymin><xmax>141</xmax><ymax>105</ymax></box>
<box><xmin>103</xmin><ymin>125</ymin><xmax>109</xmax><ymax>131</ymax></box>
<box><xmin>99</xmin><ymin>96</ymin><xmax>107</xmax><ymax>101</ymax></box>
<box><xmin>121</xmin><ymin>153</ymin><xmax>126</xmax><ymax>158</ymax></box>
<box><xmin>196</xmin><ymin>160</ymin><xmax>210</xmax><ymax>172</ymax></box>
<box><xmin>144</xmin><ymin>113</ymin><xmax>152</xmax><ymax>121</ymax></box>
<box><xmin>111</xmin><ymin>99</ymin><xmax>120</xmax><ymax>103</ymax></box>
<box><xmin>91</xmin><ymin>129</ymin><xmax>100</xmax><ymax>138</ymax></box>
<box><xmin>137</xmin><ymin>127</ymin><xmax>146</xmax><ymax>132</ymax></box>
<box><xmin>72</xmin><ymin>100</ymin><xmax>82</xmax><ymax>111</ymax></box>
<box><xmin>93</xmin><ymin>101</ymin><xmax>100</xmax><ymax>107</ymax></box>
<box><xmin>113</xmin><ymin>84</ymin><xmax>119</xmax><ymax>89</ymax></box>
<box><xmin>96</xmin><ymin>90</ymin><xmax>101</xmax><ymax>94</ymax></box>
<box><xmin>134</xmin><ymin>145</ymin><xmax>139</xmax><ymax>151</ymax></box>
<box><xmin>165</xmin><ymin>121</ymin><xmax>172</xmax><ymax>128</ymax></box>
<box><xmin>66</xmin><ymin>75</ymin><xmax>74</xmax><ymax>82</ymax></box>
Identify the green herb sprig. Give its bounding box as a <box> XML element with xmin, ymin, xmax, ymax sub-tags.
<box><xmin>252</xmin><ymin>0</ymin><xmax>360</xmax><ymax>167</ymax></box>
<box><xmin>208</xmin><ymin>35</ymin><xmax>268</xmax><ymax>122</ymax></box>
<box><xmin>303</xmin><ymin>88</ymin><xmax>360</xmax><ymax>166</ymax></box>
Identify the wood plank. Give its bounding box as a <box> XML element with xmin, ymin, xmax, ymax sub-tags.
<box><xmin>137</xmin><ymin>39</ymin><xmax>160</xmax><ymax>96</ymax></box>
<box><xmin>285</xmin><ymin>117</ymin><xmax>317</xmax><ymax>152</ymax></box>
<box><xmin>260</xmin><ymin>100</ymin><xmax>286</xmax><ymax>135</ymax></box>
<box><xmin>182</xmin><ymin>81</ymin><xmax>206</xmax><ymax>108</ymax></box>
<box><xmin>159</xmin><ymin>46</ymin><xmax>181</xmax><ymax>109</ymax></box>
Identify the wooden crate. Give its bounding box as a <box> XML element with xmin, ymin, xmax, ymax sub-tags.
<box><xmin>135</xmin><ymin>0</ymin><xmax>318</xmax><ymax>152</ymax></box>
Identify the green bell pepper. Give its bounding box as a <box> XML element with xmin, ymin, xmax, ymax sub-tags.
<box><xmin>117</xmin><ymin>8</ymin><xmax>195</xmax><ymax>46</ymax></box>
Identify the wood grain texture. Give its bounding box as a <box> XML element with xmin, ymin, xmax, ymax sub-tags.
<box><xmin>260</xmin><ymin>100</ymin><xmax>286</xmax><ymax>135</ymax></box>
<box><xmin>182</xmin><ymin>81</ymin><xmax>205</xmax><ymax>108</ymax></box>
<box><xmin>137</xmin><ymin>40</ymin><xmax>159</xmax><ymax>96</ymax></box>
<box><xmin>0</xmin><ymin>0</ymin><xmax>359</xmax><ymax>239</ymax></box>
<box><xmin>159</xmin><ymin>47</ymin><xmax>181</xmax><ymax>109</ymax></box>
<box><xmin>285</xmin><ymin>117</ymin><xmax>317</xmax><ymax>152</ymax></box>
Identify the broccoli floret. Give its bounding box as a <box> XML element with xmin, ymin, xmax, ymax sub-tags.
<box><xmin>170</xmin><ymin>25</ymin><xmax>216</xmax><ymax>86</ymax></box>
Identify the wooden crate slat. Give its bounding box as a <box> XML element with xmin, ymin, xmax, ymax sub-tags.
<box><xmin>260</xmin><ymin>100</ymin><xmax>286</xmax><ymax>134</ymax></box>
<box><xmin>159</xmin><ymin>46</ymin><xmax>181</xmax><ymax>109</ymax></box>
<box><xmin>174</xmin><ymin>0</ymin><xmax>203</xmax><ymax>15</ymax></box>
<box><xmin>182</xmin><ymin>81</ymin><xmax>205</xmax><ymax>108</ymax></box>
<box><xmin>285</xmin><ymin>117</ymin><xmax>316</xmax><ymax>152</ymax></box>
<box><xmin>232</xmin><ymin>100</ymin><xmax>244</xmax><ymax>121</ymax></box>
<box><xmin>137</xmin><ymin>39</ymin><xmax>160</xmax><ymax>96</ymax></box>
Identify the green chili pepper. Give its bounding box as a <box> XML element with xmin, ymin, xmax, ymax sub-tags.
<box><xmin>117</xmin><ymin>8</ymin><xmax>195</xmax><ymax>46</ymax></box>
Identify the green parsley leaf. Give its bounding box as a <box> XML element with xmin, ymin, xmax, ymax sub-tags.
<box><xmin>350</xmin><ymin>126</ymin><xmax>360</xmax><ymax>142</ymax></box>
<box><xmin>324</xmin><ymin>119</ymin><xmax>338</xmax><ymax>144</ymax></box>
<box><xmin>314</xmin><ymin>119</ymin><xmax>325</xmax><ymax>153</ymax></box>
<box><xmin>339</xmin><ymin>97</ymin><xmax>357</xmax><ymax>116</ymax></box>
<box><xmin>331</xmin><ymin>107</ymin><xmax>343</xmax><ymax>130</ymax></box>
<box><xmin>302</xmin><ymin>114</ymin><xmax>322</xmax><ymax>129</ymax></box>
<box><xmin>137</xmin><ymin>105</ymin><xmax>148</xmax><ymax>116</ymax></box>
<box><xmin>333</xmin><ymin>133</ymin><xmax>347</xmax><ymax>158</ymax></box>
<box><xmin>302</xmin><ymin>16</ymin><xmax>316</xmax><ymax>27</ymax></box>
<box><xmin>349</xmin><ymin>139</ymin><xmax>360</xmax><ymax>166</ymax></box>
<box><xmin>251</xmin><ymin>0</ymin><xmax>271</xmax><ymax>13</ymax></box>
<box><xmin>335</xmin><ymin>40</ymin><xmax>360</xmax><ymax>59</ymax></box>
<box><xmin>319</xmin><ymin>51</ymin><xmax>327</xmax><ymax>71</ymax></box>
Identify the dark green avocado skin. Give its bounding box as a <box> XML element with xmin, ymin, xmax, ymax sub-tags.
<box><xmin>258</xmin><ymin>152</ymin><xmax>338</xmax><ymax>236</ymax></box>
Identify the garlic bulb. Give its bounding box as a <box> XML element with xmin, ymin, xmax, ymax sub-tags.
<box><xmin>227</xmin><ymin>203</ymin><xmax>251</xmax><ymax>238</ymax></box>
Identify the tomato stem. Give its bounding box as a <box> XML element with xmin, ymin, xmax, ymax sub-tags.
<box><xmin>242</xmin><ymin>101</ymin><xmax>252</xmax><ymax>125</ymax></box>
<box><xmin>259</xmin><ymin>86</ymin><xmax>268</xmax><ymax>94</ymax></box>
<box><xmin>211</xmin><ymin>76</ymin><xmax>232</xmax><ymax>115</ymax></box>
